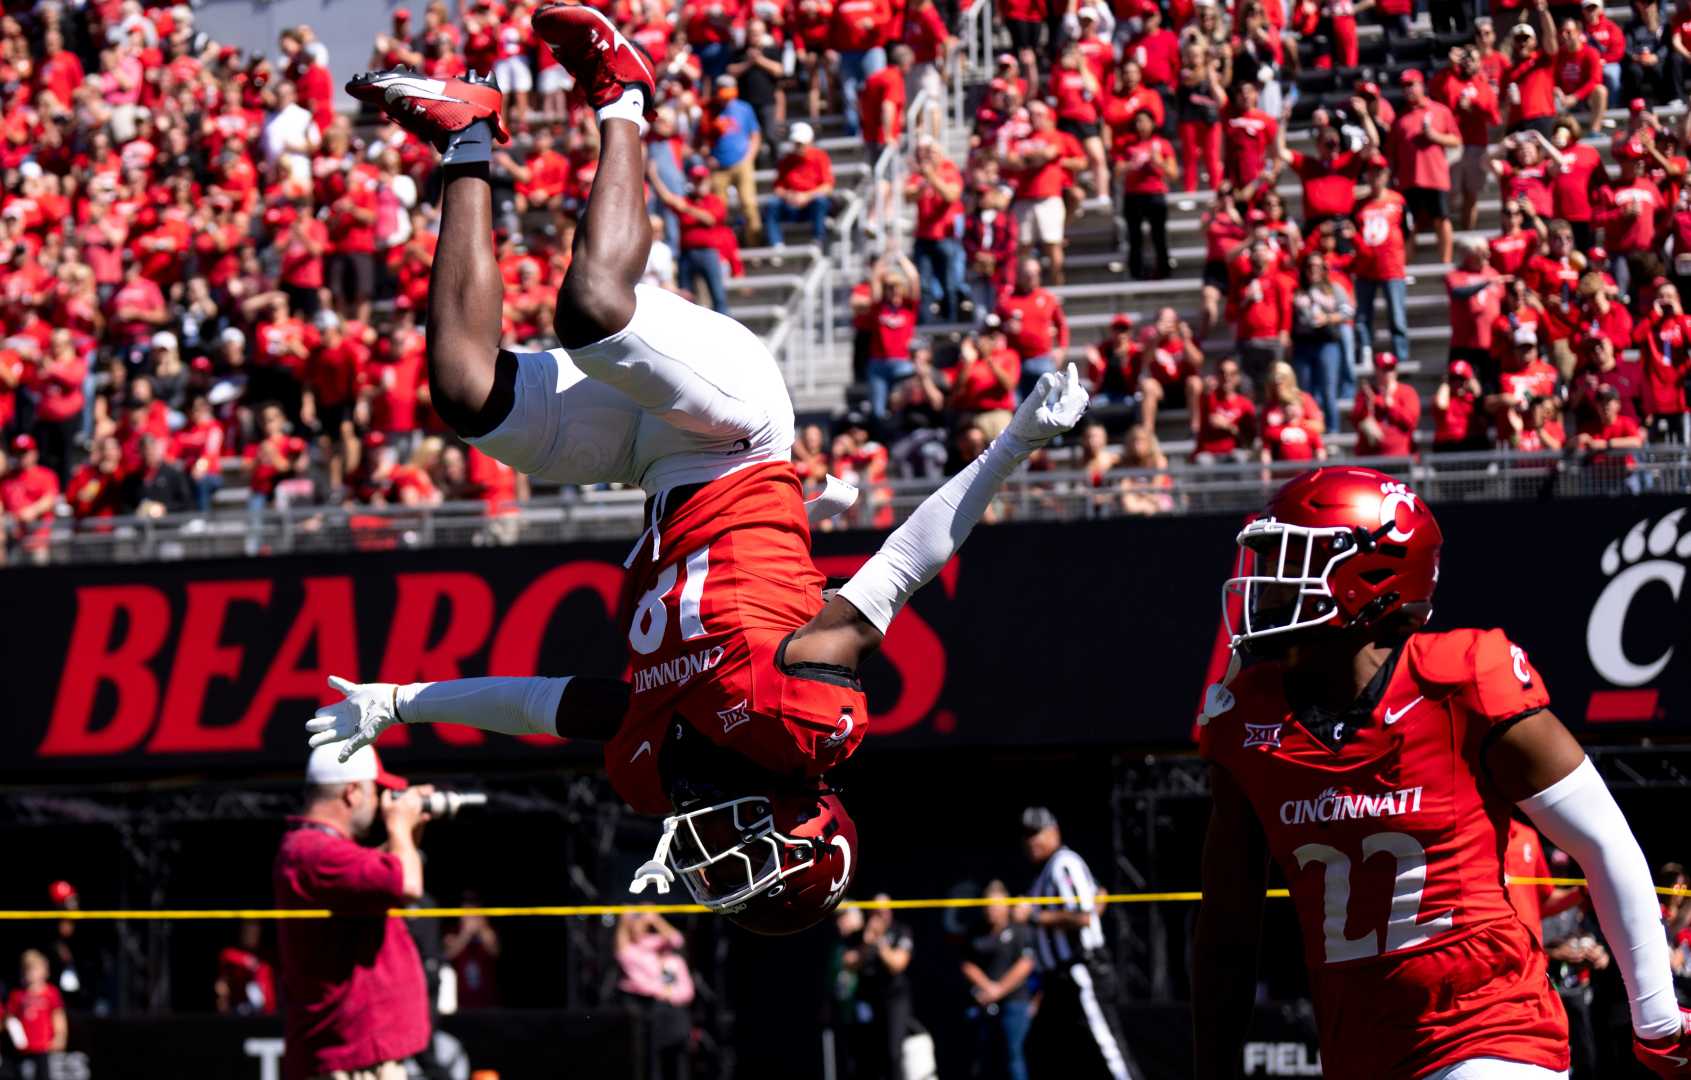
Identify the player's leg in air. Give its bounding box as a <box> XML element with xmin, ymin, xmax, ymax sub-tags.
<box><xmin>319</xmin><ymin>8</ymin><xmax>1090</xmax><ymax>935</ymax></box>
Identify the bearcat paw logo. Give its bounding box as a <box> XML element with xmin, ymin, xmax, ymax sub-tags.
<box><xmin>1588</xmin><ymin>510</ymin><xmax>1691</xmax><ymax>688</ymax></box>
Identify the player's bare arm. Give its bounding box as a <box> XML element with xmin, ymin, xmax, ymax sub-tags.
<box><xmin>1192</xmin><ymin>762</ymin><xmax>1269</xmax><ymax>1080</ymax></box>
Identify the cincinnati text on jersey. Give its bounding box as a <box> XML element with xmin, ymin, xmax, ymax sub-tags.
<box><xmin>1279</xmin><ymin>786</ymin><xmax>1426</xmax><ymax>826</ymax></box>
<box><xmin>632</xmin><ymin>645</ymin><xmax>727</xmax><ymax>694</ymax></box>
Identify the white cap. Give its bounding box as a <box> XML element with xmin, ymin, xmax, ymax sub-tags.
<box><xmin>1512</xmin><ymin>324</ymin><xmax>1539</xmax><ymax>346</ymax></box>
<box><xmin>150</xmin><ymin>330</ymin><xmax>178</xmax><ymax>351</ymax></box>
<box><xmin>789</xmin><ymin>121</ymin><xmax>814</xmax><ymax>145</ymax></box>
<box><xmin>1513</xmin><ymin>21</ymin><xmax>1536</xmax><ymax>37</ymax></box>
<box><xmin>306</xmin><ymin>742</ymin><xmax>408</xmax><ymax>789</ymax></box>
<box><xmin>219</xmin><ymin>326</ymin><xmax>245</xmax><ymax>346</ymax></box>
<box><xmin>17</xmin><ymin>161</ymin><xmax>41</xmax><ymax>179</ymax></box>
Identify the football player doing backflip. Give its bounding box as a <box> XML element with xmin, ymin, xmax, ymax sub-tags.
<box><xmin>304</xmin><ymin>5</ymin><xmax>1088</xmax><ymax>935</ymax></box>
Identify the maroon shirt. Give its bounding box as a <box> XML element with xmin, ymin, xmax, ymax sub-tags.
<box><xmin>273</xmin><ymin>818</ymin><xmax>429</xmax><ymax>1080</ymax></box>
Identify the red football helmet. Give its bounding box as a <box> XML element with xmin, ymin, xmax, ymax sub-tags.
<box><xmin>631</xmin><ymin>789</ymin><xmax>857</xmax><ymax>936</ymax></box>
<box><xmin>1224</xmin><ymin>467</ymin><xmax>1443</xmax><ymax>651</ymax></box>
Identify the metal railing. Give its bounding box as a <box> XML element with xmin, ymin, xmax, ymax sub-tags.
<box><xmin>10</xmin><ymin>448</ymin><xmax>1688</xmax><ymax>566</ymax></box>
<box><xmin>954</xmin><ymin>0</ymin><xmax>993</xmax><ymax>132</ymax></box>
<box><xmin>764</xmin><ymin>251</ymin><xmax>836</xmax><ymax>395</ymax></box>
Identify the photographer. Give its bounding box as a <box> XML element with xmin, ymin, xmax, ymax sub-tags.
<box><xmin>274</xmin><ymin>744</ymin><xmax>433</xmax><ymax>1080</ymax></box>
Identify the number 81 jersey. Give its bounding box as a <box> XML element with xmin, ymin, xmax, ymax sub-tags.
<box><xmin>605</xmin><ymin>461</ymin><xmax>870</xmax><ymax>816</ymax></box>
<box><xmin>1200</xmin><ymin>628</ymin><xmax>1571</xmax><ymax>1079</ymax></box>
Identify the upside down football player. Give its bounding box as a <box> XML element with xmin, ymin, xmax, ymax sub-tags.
<box><xmin>302</xmin><ymin>6</ymin><xmax>1088</xmax><ymax>935</ymax></box>
<box><xmin>1192</xmin><ymin>467</ymin><xmax>1691</xmax><ymax>1079</ymax></box>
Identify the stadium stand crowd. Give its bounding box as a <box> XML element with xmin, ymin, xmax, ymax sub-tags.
<box><xmin>0</xmin><ymin>0</ymin><xmax>1687</xmax><ymax>562</ymax></box>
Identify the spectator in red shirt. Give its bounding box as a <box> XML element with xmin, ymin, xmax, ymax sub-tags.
<box><xmin>28</xmin><ymin>331</ymin><xmax>89</xmax><ymax>487</ymax></box>
<box><xmin>1576</xmin><ymin>385</ymin><xmax>1647</xmax><ymax>456</ymax></box>
<box><xmin>1633</xmin><ymin>282</ymin><xmax>1691</xmax><ymax>440</ymax></box>
<box><xmin>1352</xmin><ymin>159</ymin><xmax>1411</xmax><ymax>371</ymax></box>
<box><xmin>763</xmin><ymin>122</ymin><xmax>835</xmax><ymax>247</ymax></box>
<box><xmin>1234</xmin><ymin>240</ymin><xmax>1295</xmax><ymax>387</ymax></box>
<box><xmin>0</xmin><ymin>434</ymin><xmax>58</xmax><ymax>562</ymax></box>
<box><xmin>1261</xmin><ymin>394</ymin><xmax>1327</xmax><ymax>463</ymax></box>
<box><xmin>276</xmin><ymin>745</ymin><xmax>431</xmax><ymax>1080</ymax></box>
<box><xmin>1004</xmin><ymin>101</ymin><xmax>1085</xmax><ymax>282</ymax></box>
<box><xmin>172</xmin><ymin>394</ymin><xmax>225</xmax><ymax>511</ymax></box>
<box><xmin>1433</xmin><ymin>46</ymin><xmax>1502</xmax><ymax>230</ymax></box>
<box><xmin>244</xmin><ymin>402</ymin><xmax>310</xmax><ymax>510</ymax></box>
<box><xmin>866</xmin><ymin>254</ymin><xmax>921</xmax><ymax>417</ymax></box>
<box><xmin>995</xmin><ymin>257</ymin><xmax>1071</xmax><ymax>398</ymax></box>
<box><xmin>1448</xmin><ymin>237</ymin><xmax>1508</xmax><ymax>380</ymax></box>
<box><xmin>1351</xmin><ymin>352</ymin><xmax>1421</xmax><ymax>457</ymax></box>
<box><xmin>830</xmin><ymin>0</ymin><xmax>892</xmax><ymax>138</ymax></box>
<box><xmin>1050</xmin><ymin>41</ymin><xmax>1110</xmax><ymax>200</ymax></box>
<box><xmin>1488</xmin><ymin>324</ymin><xmax>1563</xmax><ymax>441</ymax></box>
<box><xmin>1433</xmin><ymin>359</ymin><xmax>1489</xmax><ymax>452</ymax></box>
<box><xmin>906</xmin><ymin>140</ymin><xmax>966</xmax><ymax>321</ymax></box>
<box><xmin>1134</xmin><ymin>307</ymin><xmax>1206</xmax><ymax>431</ymax></box>
<box><xmin>6</xmin><ymin>950</ymin><xmax>67</xmax><ymax>1061</ymax></box>
<box><xmin>305</xmin><ymin>313</ymin><xmax>368</xmax><ymax>492</ymax></box>
<box><xmin>664</xmin><ymin>164</ymin><xmax>734</xmax><ymax>314</ymax></box>
<box><xmin>1580</xmin><ymin>0</ymin><xmax>1626</xmax><ymax>99</ymax></box>
<box><xmin>1570</xmin><ymin>334</ymin><xmax>1647</xmax><ymax>433</ymax></box>
<box><xmin>1193</xmin><ymin>356</ymin><xmax>1258</xmax><ymax>462</ymax></box>
<box><xmin>1222</xmin><ymin>80</ymin><xmax>1277</xmax><ymax>189</ymax></box>
<box><xmin>1279</xmin><ymin>123</ymin><xmax>1365</xmax><ymax>234</ymax></box>
<box><xmin>948</xmin><ymin>321</ymin><xmax>1020</xmax><ymax>438</ymax></box>
<box><xmin>66</xmin><ymin>435</ymin><xmax>130</xmax><ymax>524</ymax></box>
<box><xmin>1174</xmin><ymin>40</ymin><xmax>1229</xmax><ymax>193</ymax></box>
<box><xmin>1552</xmin><ymin>17</ymin><xmax>1609</xmax><ymax>130</ymax></box>
<box><xmin>1504</xmin><ymin>11</ymin><xmax>1558</xmax><ymax>136</ymax></box>
<box><xmin>964</xmin><ymin>180</ymin><xmax>1019</xmax><ymax>318</ymax></box>
<box><xmin>1116</xmin><ymin>109</ymin><xmax>1179</xmax><ymax>280</ymax></box>
<box><xmin>1597</xmin><ymin>155</ymin><xmax>1669</xmax><ymax>301</ymax></box>
<box><xmin>1387</xmin><ymin>70</ymin><xmax>1461</xmax><ymax>264</ymax></box>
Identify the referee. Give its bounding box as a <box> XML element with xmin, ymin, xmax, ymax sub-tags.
<box><xmin>1020</xmin><ymin>806</ymin><xmax>1137</xmax><ymax>1080</ymax></box>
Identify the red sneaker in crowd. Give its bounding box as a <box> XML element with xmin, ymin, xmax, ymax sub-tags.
<box><xmin>533</xmin><ymin>2</ymin><xmax>657</xmax><ymax>115</ymax></box>
<box><xmin>345</xmin><ymin>68</ymin><xmax>510</xmax><ymax>147</ymax></box>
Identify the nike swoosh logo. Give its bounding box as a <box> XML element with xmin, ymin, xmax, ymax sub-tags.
<box><xmin>1384</xmin><ymin>695</ymin><xmax>1425</xmax><ymax>726</ymax></box>
<box><xmin>630</xmin><ymin>740</ymin><xmax>652</xmax><ymax>762</ymax></box>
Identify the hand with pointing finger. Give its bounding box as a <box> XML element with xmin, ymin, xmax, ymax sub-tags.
<box><xmin>305</xmin><ymin>676</ymin><xmax>406</xmax><ymax>761</ymax></box>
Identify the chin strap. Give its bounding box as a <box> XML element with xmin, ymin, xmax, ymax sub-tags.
<box><xmin>629</xmin><ymin>816</ymin><xmax>680</xmax><ymax>896</ymax></box>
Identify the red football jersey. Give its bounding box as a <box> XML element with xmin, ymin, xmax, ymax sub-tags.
<box><xmin>1200</xmin><ymin>628</ymin><xmax>1570</xmax><ymax>1079</ymax></box>
<box><xmin>605</xmin><ymin>462</ymin><xmax>869</xmax><ymax>815</ymax></box>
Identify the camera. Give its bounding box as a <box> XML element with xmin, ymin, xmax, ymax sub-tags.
<box><xmin>423</xmin><ymin>791</ymin><xmax>487</xmax><ymax>819</ymax></box>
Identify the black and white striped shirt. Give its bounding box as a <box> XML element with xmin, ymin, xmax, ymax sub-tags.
<box><xmin>1029</xmin><ymin>845</ymin><xmax>1106</xmax><ymax>970</ymax></box>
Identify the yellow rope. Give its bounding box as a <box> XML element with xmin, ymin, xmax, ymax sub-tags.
<box><xmin>1</xmin><ymin>879</ymin><xmax>1682</xmax><ymax>920</ymax></box>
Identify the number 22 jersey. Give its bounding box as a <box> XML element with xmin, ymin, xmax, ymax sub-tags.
<box><xmin>1200</xmin><ymin>628</ymin><xmax>1570</xmax><ymax>1079</ymax></box>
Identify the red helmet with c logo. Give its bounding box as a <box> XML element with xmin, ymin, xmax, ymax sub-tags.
<box><xmin>1224</xmin><ymin>467</ymin><xmax>1443</xmax><ymax>651</ymax></box>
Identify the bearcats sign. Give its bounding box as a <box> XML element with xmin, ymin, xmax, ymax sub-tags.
<box><xmin>0</xmin><ymin>497</ymin><xmax>1686</xmax><ymax>781</ymax></box>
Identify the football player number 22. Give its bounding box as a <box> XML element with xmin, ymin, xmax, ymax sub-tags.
<box><xmin>1294</xmin><ymin>832</ymin><xmax>1455</xmax><ymax>964</ymax></box>
<box><xmin>629</xmin><ymin>546</ymin><xmax>712</xmax><ymax>655</ymax></box>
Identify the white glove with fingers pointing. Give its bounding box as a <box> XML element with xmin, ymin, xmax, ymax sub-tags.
<box><xmin>1006</xmin><ymin>363</ymin><xmax>1089</xmax><ymax>449</ymax></box>
<box><xmin>305</xmin><ymin>676</ymin><xmax>404</xmax><ymax>762</ymax></box>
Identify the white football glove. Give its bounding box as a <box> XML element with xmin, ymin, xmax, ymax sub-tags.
<box><xmin>305</xmin><ymin>675</ymin><xmax>404</xmax><ymax>762</ymax></box>
<box><xmin>1005</xmin><ymin>363</ymin><xmax>1089</xmax><ymax>449</ymax></box>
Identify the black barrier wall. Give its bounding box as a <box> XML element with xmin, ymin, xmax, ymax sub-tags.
<box><xmin>0</xmin><ymin>496</ymin><xmax>1687</xmax><ymax>781</ymax></box>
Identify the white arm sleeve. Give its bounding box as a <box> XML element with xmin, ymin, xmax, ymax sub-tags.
<box><xmin>1518</xmin><ymin>756</ymin><xmax>1680</xmax><ymax>1039</ymax></box>
<box><xmin>836</xmin><ymin>434</ymin><xmax>1030</xmax><ymax>634</ymax></box>
<box><xmin>393</xmin><ymin>677</ymin><xmax>571</xmax><ymax>738</ymax></box>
